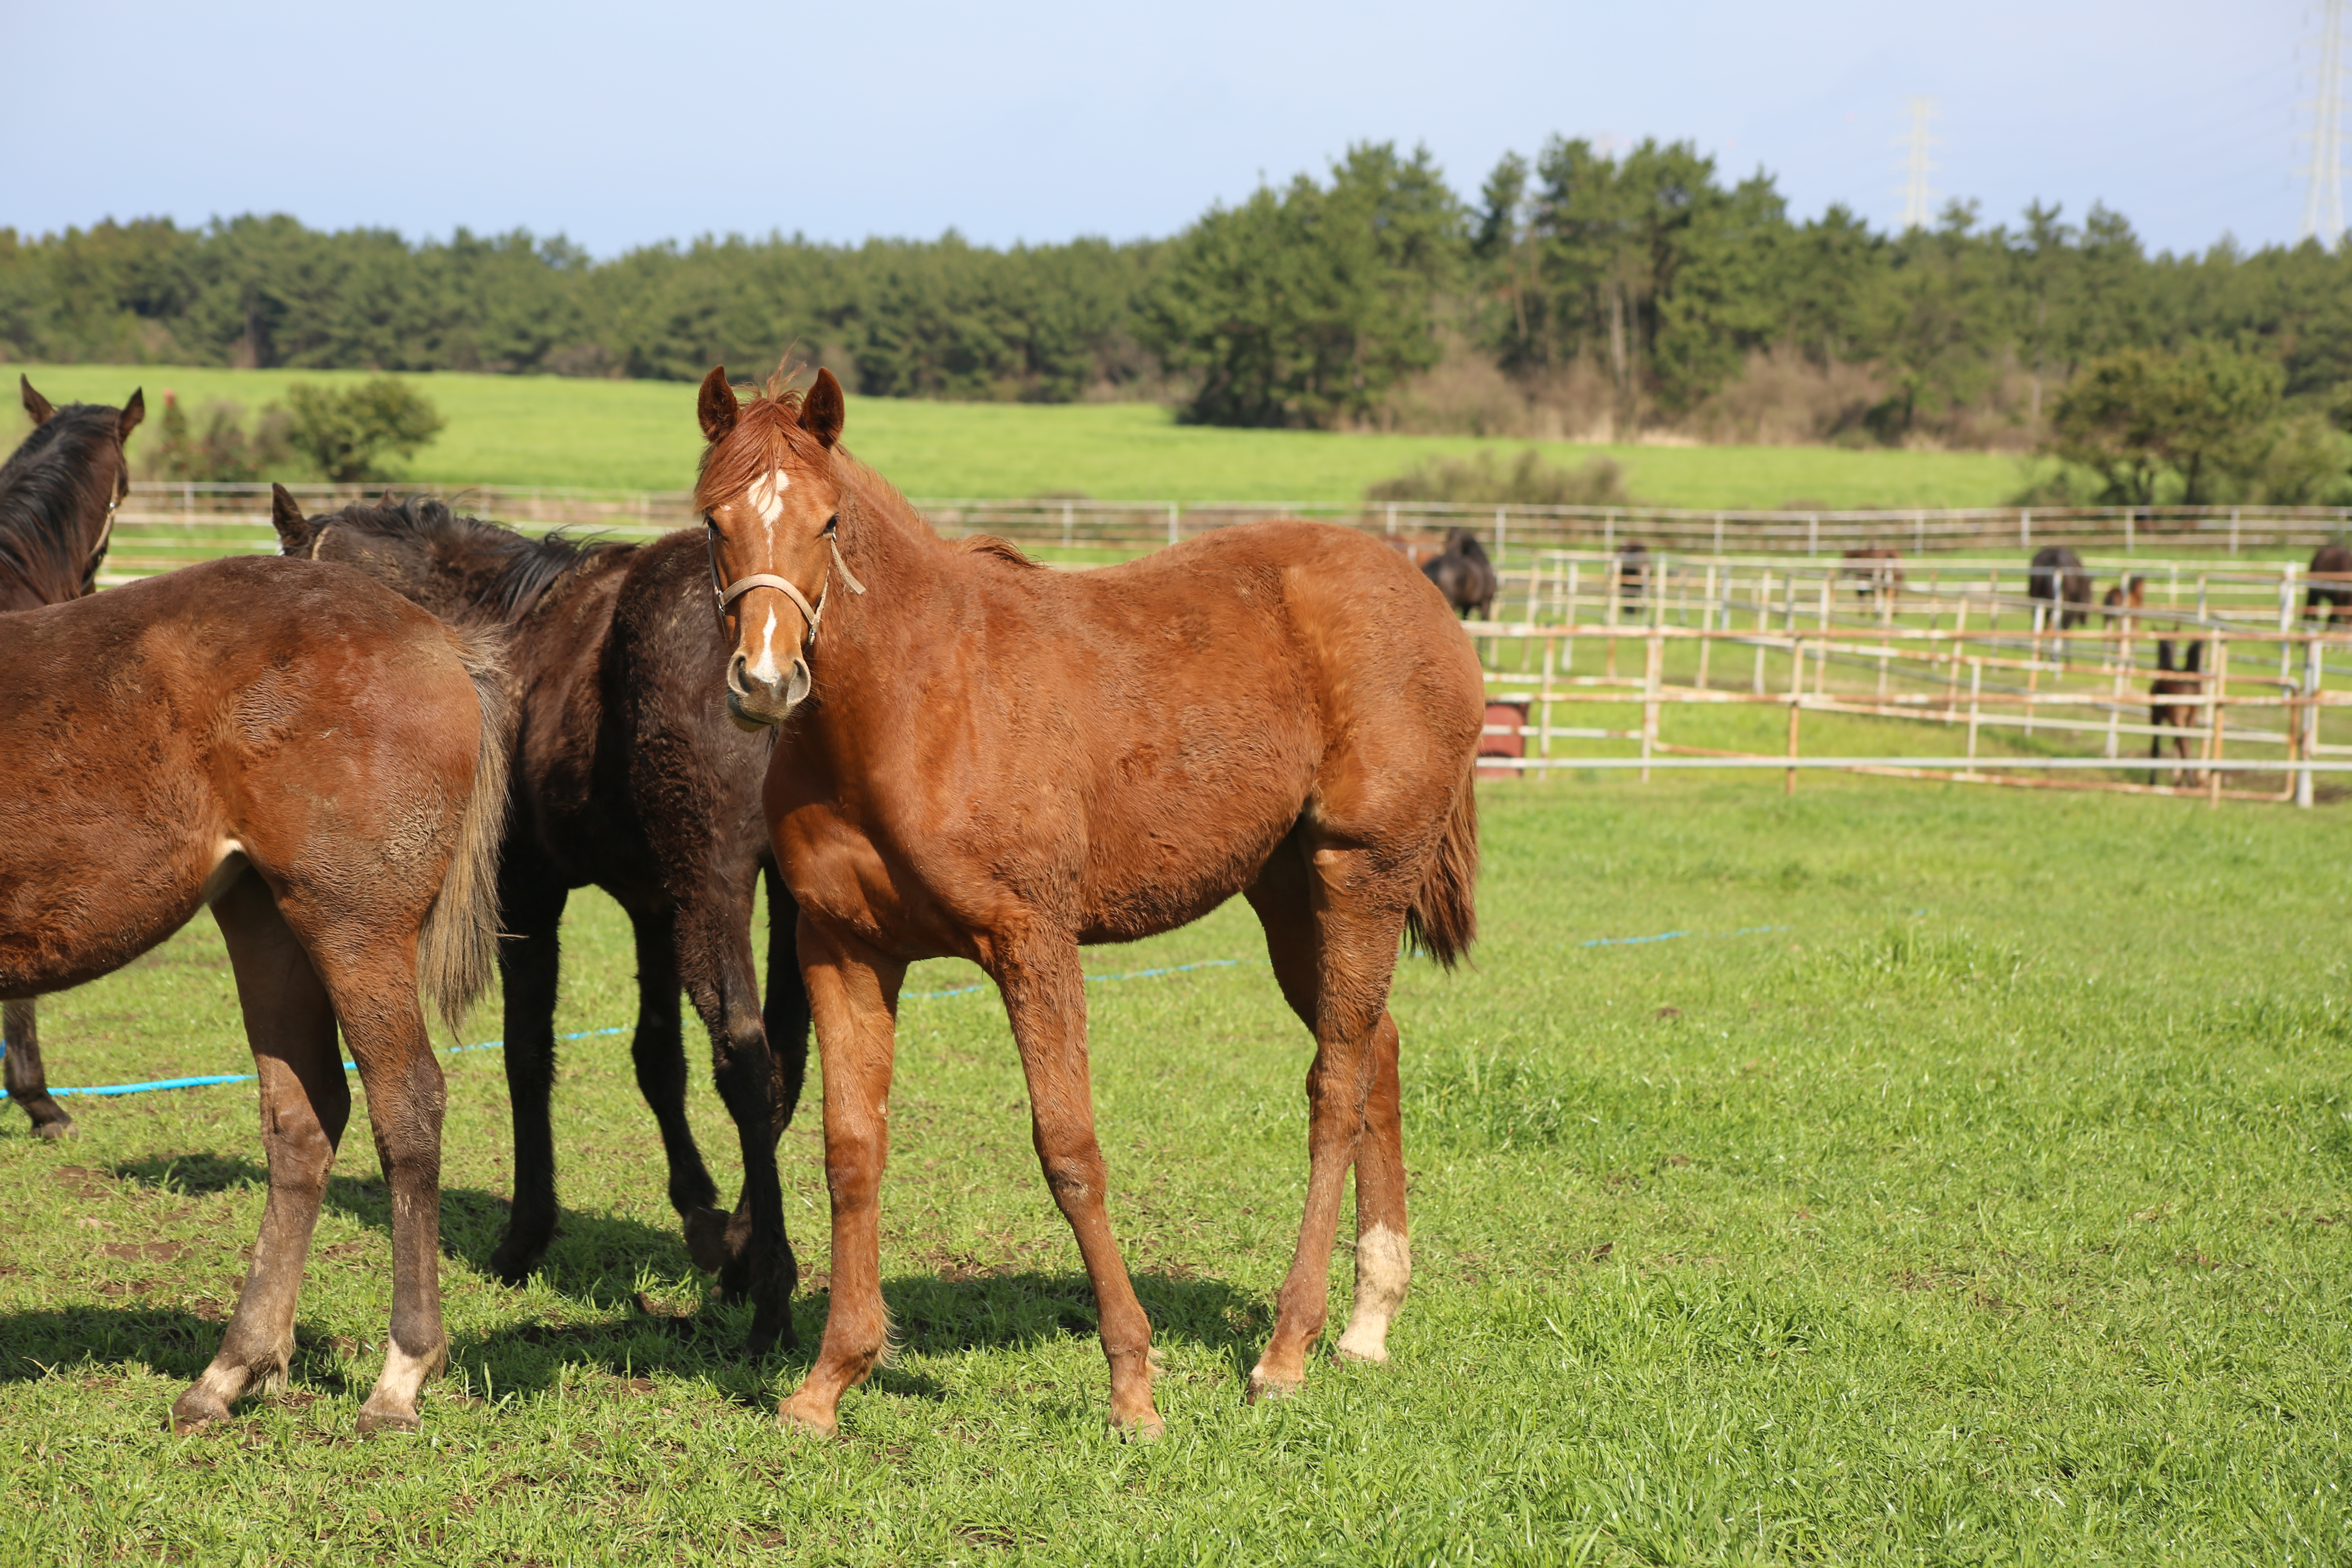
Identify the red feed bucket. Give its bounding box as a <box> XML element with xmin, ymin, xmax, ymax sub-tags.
<box><xmin>1477</xmin><ymin>699</ymin><xmax>1531</xmax><ymax>779</ymax></box>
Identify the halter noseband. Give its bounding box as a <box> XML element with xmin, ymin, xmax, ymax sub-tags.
<box><xmin>706</xmin><ymin>516</ymin><xmax>866</xmax><ymax>648</ymax></box>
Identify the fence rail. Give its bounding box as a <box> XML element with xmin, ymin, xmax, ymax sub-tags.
<box><xmin>91</xmin><ymin>482</ymin><xmax>2352</xmax><ymax>587</ymax></box>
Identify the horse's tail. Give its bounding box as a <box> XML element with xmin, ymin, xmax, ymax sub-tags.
<box><xmin>416</xmin><ymin>626</ymin><xmax>513</xmax><ymax>1035</ymax></box>
<box><xmin>1405</xmin><ymin>752</ymin><xmax>1480</xmax><ymax>970</ymax></box>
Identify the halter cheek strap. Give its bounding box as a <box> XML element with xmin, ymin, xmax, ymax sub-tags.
<box><xmin>709</xmin><ymin>531</ymin><xmax>866</xmax><ymax>646</ymax></box>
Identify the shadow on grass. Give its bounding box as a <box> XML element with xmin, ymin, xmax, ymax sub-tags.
<box><xmin>9</xmin><ymin>1153</ymin><xmax>1272</xmax><ymax>1405</ymax></box>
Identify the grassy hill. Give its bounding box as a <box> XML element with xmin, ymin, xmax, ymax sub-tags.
<box><xmin>11</xmin><ymin>364</ymin><xmax>2042</xmax><ymax>509</ymax></box>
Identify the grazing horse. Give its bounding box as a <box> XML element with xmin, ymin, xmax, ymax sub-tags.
<box><xmin>2306</xmin><ymin>544</ymin><xmax>2352</xmax><ymax>625</ymax></box>
<box><xmin>1421</xmin><ymin>527</ymin><xmax>1497</xmax><ymax>619</ymax></box>
<box><xmin>270</xmin><ymin>488</ymin><xmax>809</xmax><ymax>1353</ymax></box>
<box><xmin>1842</xmin><ymin>546</ymin><xmax>1903</xmax><ymax>604</ymax></box>
<box><xmin>2103</xmin><ymin>574</ymin><xmax>2145</xmax><ymax>630</ymax></box>
<box><xmin>2027</xmin><ymin>545</ymin><xmax>2094</xmax><ymax>631</ymax></box>
<box><xmin>2</xmin><ymin>375</ymin><xmax>144</xmax><ymax>1138</ymax></box>
<box><xmin>0</xmin><ymin>556</ymin><xmax>508</xmax><ymax>1433</ymax></box>
<box><xmin>2150</xmin><ymin>639</ymin><xmax>2206</xmax><ymax>785</ymax></box>
<box><xmin>1615</xmin><ymin>541</ymin><xmax>1651</xmax><ymax>619</ymax></box>
<box><xmin>699</xmin><ymin>366</ymin><xmax>1483</xmax><ymax>1438</ymax></box>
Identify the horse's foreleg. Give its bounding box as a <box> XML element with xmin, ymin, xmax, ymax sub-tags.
<box><xmin>488</xmin><ymin>880</ymin><xmax>566</xmax><ymax>1285</ymax></box>
<box><xmin>2</xmin><ymin>999</ymin><xmax>72</xmax><ymax>1138</ymax></box>
<box><xmin>678</xmin><ymin>879</ymin><xmax>797</xmax><ymax>1354</ymax></box>
<box><xmin>776</xmin><ymin>918</ymin><xmax>904</xmax><ymax>1437</ymax></box>
<box><xmin>998</xmin><ymin>933</ymin><xmax>1160</xmax><ymax>1438</ymax></box>
<box><xmin>172</xmin><ymin>871</ymin><xmax>347</xmax><ymax>1432</ymax></box>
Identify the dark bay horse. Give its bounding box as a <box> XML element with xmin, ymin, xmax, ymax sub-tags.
<box><xmin>2150</xmin><ymin>639</ymin><xmax>2206</xmax><ymax>785</ymax></box>
<box><xmin>2028</xmin><ymin>545</ymin><xmax>2094</xmax><ymax>630</ymax></box>
<box><xmin>0</xmin><ymin>556</ymin><xmax>508</xmax><ymax>1433</ymax></box>
<box><xmin>2103</xmin><ymin>574</ymin><xmax>2146</xmax><ymax>630</ymax></box>
<box><xmin>2</xmin><ymin>375</ymin><xmax>144</xmax><ymax>1138</ymax></box>
<box><xmin>2307</xmin><ymin>544</ymin><xmax>2352</xmax><ymax>624</ymax></box>
<box><xmin>1842</xmin><ymin>546</ymin><xmax>1902</xmax><ymax>603</ymax></box>
<box><xmin>270</xmin><ymin>488</ymin><xmax>808</xmax><ymax>1353</ymax></box>
<box><xmin>1421</xmin><ymin>527</ymin><xmax>1497</xmax><ymax>619</ymax></box>
<box><xmin>699</xmin><ymin>367</ymin><xmax>1483</xmax><ymax>1439</ymax></box>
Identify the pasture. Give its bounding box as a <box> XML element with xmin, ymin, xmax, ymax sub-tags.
<box><xmin>0</xmin><ymin>778</ymin><xmax>2344</xmax><ymax>1564</ymax></box>
<box><xmin>9</xmin><ymin>365</ymin><xmax>2040</xmax><ymax>509</ymax></box>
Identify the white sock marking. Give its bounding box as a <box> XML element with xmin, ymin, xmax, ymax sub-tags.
<box><xmin>1335</xmin><ymin>1223</ymin><xmax>1410</xmax><ymax>1363</ymax></box>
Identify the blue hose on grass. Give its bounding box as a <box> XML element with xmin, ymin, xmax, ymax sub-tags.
<box><xmin>1</xmin><ymin>956</ymin><xmax>1261</xmax><ymax>1101</ymax></box>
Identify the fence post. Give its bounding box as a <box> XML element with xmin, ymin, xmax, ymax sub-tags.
<box><xmin>2021</xmin><ymin>508</ymin><xmax>2031</xmax><ymax>547</ymax></box>
<box><xmin>2126</xmin><ymin>507</ymin><xmax>2136</xmax><ymax>553</ymax></box>
<box><xmin>1062</xmin><ymin>501</ymin><xmax>1074</xmax><ymax>550</ymax></box>
<box><xmin>1167</xmin><ymin>503</ymin><xmax>1179</xmax><ymax>547</ymax></box>
<box><xmin>1714</xmin><ymin>512</ymin><xmax>1724</xmax><ymax>554</ymax></box>
<box><xmin>2206</xmin><ymin>632</ymin><xmax>2228</xmax><ymax>808</ymax></box>
<box><xmin>1752</xmin><ymin>569</ymin><xmax>1771</xmax><ymax>695</ymax></box>
<box><xmin>1564</xmin><ymin>561</ymin><xmax>1579</xmax><ymax>673</ymax></box>
<box><xmin>1494</xmin><ymin>507</ymin><xmax>1506</xmax><ymax>564</ymax></box>
<box><xmin>1385</xmin><ymin>503</ymin><xmax>1397</xmax><ymax>536</ymax></box>
<box><xmin>1807</xmin><ymin>513</ymin><xmax>1818</xmax><ymax>556</ymax></box>
<box><xmin>2299</xmin><ymin>635</ymin><xmax>2321</xmax><ymax>808</ymax></box>
<box><xmin>1540</xmin><ymin>636</ymin><xmax>1557</xmax><ymax>774</ymax></box>
<box><xmin>1697</xmin><ymin>565</ymin><xmax>1717</xmax><ymax>690</ymax></box>
<box><xmin>1966</xmin><ymin>659</ymin><xmax>1983</xmax><ymax>768</ymax></box>
<box><xmin>1786</xmin><ymin>638</ymin><xmax>1803</xmax><ymax>795</ymax></box>
<box><xmin>1642</xmin><ymin>620</ymin><xmax>1663</xmax><ymax>784</ymax></box>
<box><xmin>2230</xmin><ymin>508</ymin><xmax>2241</xmax><ymax>556</ymax></box>
<box><xmin>1915</xmin><ymin>510</ymin><xmax>1925</xmax><ymax>553</ymax></box>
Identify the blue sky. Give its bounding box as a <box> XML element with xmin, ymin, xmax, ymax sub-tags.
<box><xmin>11</xmin><ymin>0</ymin><xmax>2327</xmax><ymax>257</ymax></box>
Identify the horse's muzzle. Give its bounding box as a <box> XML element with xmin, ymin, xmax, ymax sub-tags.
<box><xmin>726</xmin><ymin>649</ymin><xmax>809</xmax><ymax>730</ymax></box>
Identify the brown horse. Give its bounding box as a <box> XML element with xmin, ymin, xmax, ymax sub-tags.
<box><xmin>0</xmin><ymin>555</ymin><xmax>508</xmax><ymax>1433</ymax></box>
<box><xmin>270</xmin><ymin>487</ymin><xmax>808</xmax><ymax>1352</ymax></box>
<box><xmin>697</xmin><ymin>366</ymin><xmax>1483</xmax><ymax>1439</ymax></box>
<box><xmin>2</xmin><ymin>375</ymin><xmax>144</xmax><ymax>1138</ymax></box>
<box><xmin>2150</xmin><ymin>639</ymin><xmax>2206</xmax><ymax>786</ymax></box>
<box><xmin>2103</xmin><ymin>574</ymin><xmax>2146</xmax><ymax>630</ymax></box>
<box><xmin>1842</xmin><ymin>546</ymin><xmax>1903</xmax><ymax>604</ymax></box>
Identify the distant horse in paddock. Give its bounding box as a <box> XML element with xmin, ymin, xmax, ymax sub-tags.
<box><xmin>2103</xmin><ymin>575</ymin><xmax>2145</xmax><ymax>630</ymax></box>
<box><xmin>1421</xmin><ymin>527</ymin><xmax>1497</xmax><ymax>619</ymax></box>
<box><xmin>1615</xmin><ymin>541</ymin><xmax>1651</xmax><ymax>619</ymax></box>
<box><xmin>1842</xmin><ymin>547</ymin><xmax>1903</xmax><ymax>604</ymax></box>
<box><xmin>2150</xmin><ymin>639</ymin><xmax>2206</xmax><ymax>786</ymax></box>
<box><xmin>2027</xmin><ymin>545</ymin><xmax>2094</xmax><ymax>631</ymax></box>
<box><xmin>1</xmin><ymin>374</ymin><xmax>144</xmax><ymax>1139</ymax></box>
<box><xmin>270</xmin><ymin>487</ymin><xmax>810</xmax><ymax>1354</ymax></box>
<box><xmin>699</xmin><ymin>366</ymin><xmax>1482</xmax><ymax>1439</ymax></box>
<box><xmin>2306</xmin><ymin>544</ymin><xmax>2352</xmax><ymax>625</ymax></box>
<box><xmin>0</xmin><ymin>557</ymin><xmax>508</xmax><ymax>1434</ymax></box>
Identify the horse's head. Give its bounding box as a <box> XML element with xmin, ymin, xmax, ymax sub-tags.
<box><xmin>695</xmin><ymin>365</ymin><xmax>860</xmax><ymax>731</ymax></box>
<box><xmin>15</xmin><ymin>376</ymin><xmax>143</xmax><ymax>596</ymax></box>
<box><xmin>271</xmin><ymin>483</ymin><xmax>591</xmax><ymax>626</ymax></box>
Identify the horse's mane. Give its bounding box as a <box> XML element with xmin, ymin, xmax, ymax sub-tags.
<box><xmin>0</xmin><ymin>405</ymin><xmax>120</xmax><ymax>603</ymax></box>
<box><xmin>323</xmin><ymin>494</ymin><xmax>608</xmax><ymax>620</ymax></box>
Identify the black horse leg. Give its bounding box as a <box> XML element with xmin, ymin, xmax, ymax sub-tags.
<box><xmin>626</xmin><ymin>906</ymin><xmax>726</xmax><ymax>1252</ymax></box>
<box><xmin>717</xmin><ymin>864</ymin><xmax>812</xmax><ymax>1294</ymax></box>
<box><xmin>683</xmin><ymin>867</ymin><xmax>800</xmax><ymax>1353</ymax></box>
<box><xmin>3</xmin><ymin>999</ymin><xmax>72</xmax><ymax>1138</ymax></box>
<box><xmin>488</xmin><ymin>878</ymin><xmax>568</xmax><ymax>1284</ymax></box>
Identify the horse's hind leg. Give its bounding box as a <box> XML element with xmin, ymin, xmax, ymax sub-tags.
<box><xmin>622</xmin><ymin>905</ymin><xmax>726</xmax><ymax>1256</ymax></box>
<box><xmin>488</xmin><ymin>875</ymin><xmax>568</xmax><ymax>1285</ymax></box>
<box><xmin>2</xmin><ymin>1000</ymin><xmax>73</xmax><ymax>1138</ymax></box>
<box><xmin>172</xmin><ymin>871</ymin><xmax>347</xmax><ymax>1432</ymax></box>
<box><xmin>1245</xmin><ymin>861</ymin><xmax>1412</xmax><ymax>1369</ymax></box>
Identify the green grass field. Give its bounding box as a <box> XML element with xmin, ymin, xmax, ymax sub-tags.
<box><xmin>11</xmin><ymin>364</ymin><xmax>2041</xmax><ymax>509</ymax></box>
<box><xmin>2</xmin><ymin>779</ymin><xmax>2345</xmax><ymax>1564</ymax></box>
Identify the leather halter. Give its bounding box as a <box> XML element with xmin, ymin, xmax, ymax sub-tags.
<box><xmin>706</xmin><ymin>517</ymin><xmax>866</xmax><ymax>648</ymax></box>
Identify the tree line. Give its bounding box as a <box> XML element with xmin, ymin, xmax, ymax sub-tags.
<box><xmin>7</xmin><ymin>139</ymin><xmax>2351</xmax><ymax>496</ymax></box>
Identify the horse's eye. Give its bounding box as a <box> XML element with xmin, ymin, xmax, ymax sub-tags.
<box><xmin>822</xmin><ymin>514</ymin><xmax>838</xmax><ymax>535</ymax></box>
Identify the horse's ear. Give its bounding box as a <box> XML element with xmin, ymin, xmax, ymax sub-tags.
<box><xmin>799</xmin><ymin>368</ymin><xmax>844</xmax><ymax>449</ymax></box>
<box><xmin>270</xmin><ymin>483</ymin><xmax>310</xmax><ymax>553</ymax></box>
<box><xmin>21</xmin><ymin>376</ymin><xmax>53</xmax><ymax>426</ymax></box>
<box><xmin>698</xmin><ymin>367</ymin><xmax>739</xmax><ymax>442</ymax></box>
<box><xmin>118</xmin><ymin>388</ymin><xmax>145</xmax><ymax>439</ymax></box>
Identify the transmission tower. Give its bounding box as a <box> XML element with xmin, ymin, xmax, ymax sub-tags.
<box><xmin>2302</xmin><ymin>0</ymin><xmax>2348</xmax><ymax>247</ymax></box>
<box><xmin>1895</xmin><ymin>97</ymin><xmax>1940</xmax><ymax>231</ymax></box>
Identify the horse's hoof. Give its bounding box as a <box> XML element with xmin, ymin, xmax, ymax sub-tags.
<box><xmin>31</xmin><ymin>1116</ymin><xmax>74</xmax><ymax>1141</ymax></box>
<box><xmin>1244</xmin><ymin>1369</ymin><xmax>1303</xmax><ymax>1405</ymax></box>
<box><xmin>775</xmin><ymin>1396</ymin><xmax>838</xmax><ymax>1438</ymax></box>
<box><xmin>354</xmin><ymin>1400</ymin><xmax>421</xmax><ymax>1437</ymax></box>
<box><xmin>1332</xmin><ymin>1343</ymin><xmax>1390</xmax><ymax>1366</ymax></box>
<box><xmin>1111</xmin><ymin>1409</ymin><xmax>1166</xmax><ymax>1442</ymax></box>
<box><xmin>168</xmin><ymin>1390</ymin><xmax>229</xmax><ymax>1434</ymax></box>
<box><xmin>486</xmin><ymin>1236</ymin><xmax>542</xmax><ymax>1288</ymax></box>
<box><xmin>682</xmin><ymin>1207</ymin><xmax>737</xmax><ymax>1274</ymax></box>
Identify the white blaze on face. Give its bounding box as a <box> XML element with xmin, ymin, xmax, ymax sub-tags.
<box><xmin>747</xmin><ymin>608</ymin><xmax>783</xmax><ymax>687</ymax></box>
<box><xmin>746</xmin><ymin>467</ymin><xmax>790</xmax><ymax>541</ymax></box>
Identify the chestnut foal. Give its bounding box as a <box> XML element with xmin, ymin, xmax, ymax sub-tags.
<box><xmin>697</xmin><ymin>367</ymin><xmax>1483</xmax><ymax>1438</ymax></box>
<box><xmin>0</xmin><ymin>557</ymin><xmax>508</xmax><ymax>1434</ymax></box>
